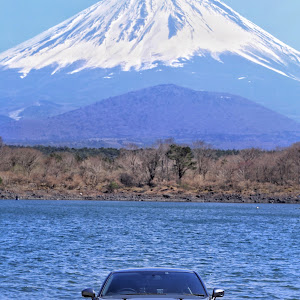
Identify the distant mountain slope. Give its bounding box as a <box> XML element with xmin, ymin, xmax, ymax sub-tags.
<box><xmin>0</xmin><ymin>0</ymin><xmax>300</xmax><ymax>121</ymax></box>
<box><xmin>1</xmin><ymin>85</ymin><xmax>300</xmax><ymax>149</ymax></box>
<box><xmin>0</xmin><ymin>115</ymin><xmax>13</xmax><ymax>125</ymax></box>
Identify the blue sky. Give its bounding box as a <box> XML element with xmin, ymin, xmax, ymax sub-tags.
<box><xmin>0</xmin><ymin>0</ymin><xmax>299</xmax><ymax>53</ymax></box>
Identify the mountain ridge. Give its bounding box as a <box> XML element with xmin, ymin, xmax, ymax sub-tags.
<box><xmin>1</xmin><ymin>85</ymin><xmax>300</xmax><ymax>149</ymax></box>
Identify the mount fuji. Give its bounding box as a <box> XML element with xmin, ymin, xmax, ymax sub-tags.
<box><xmin>0</xmin><ymin>0</ymin><xmax>300</xmax><ymax>127</ymax></box>
<box><xmin>2</xmin><ymin>0</ymin><xmax>300</xmax><ymax>77</ymax></box>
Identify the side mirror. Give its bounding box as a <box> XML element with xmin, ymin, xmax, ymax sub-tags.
<box><xmin>82</xmin><ymin>288</ymin><xmax>96</xmax><ymax>298</ymax></box>
<box><xmin>212</xmin><ymin>288</ymin><xmax>224</xmax><ymax>298</ymax></box>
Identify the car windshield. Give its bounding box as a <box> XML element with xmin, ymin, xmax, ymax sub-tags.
<box><xmin>101</xmin><ymin>271</ymin><xmax>206</xmax><ymax>297</ymax></box>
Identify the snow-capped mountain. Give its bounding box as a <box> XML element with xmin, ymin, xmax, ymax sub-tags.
<box><xmin>1</xmin><ymin>0</ymin><xmax>300</xmax><ymax>79</ymax></box>
<box><xmin>0</xmin><ymin>0</ymin><xmax>300</xmax><ymax>124</ymax></box>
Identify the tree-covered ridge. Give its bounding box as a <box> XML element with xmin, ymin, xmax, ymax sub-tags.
<box><xmin>2</xmin><ymin>85</ymin><xmax>300</xmax><ymax>149</ymax></box>
<box><xmin>12</xmin><ymin>145</ymin><xmax>120</xmax><ymax>160</ymax></box>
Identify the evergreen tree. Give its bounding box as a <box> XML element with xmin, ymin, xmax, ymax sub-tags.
<box><xmin>166</xmin><ymin>144</ymin><xmax>196</xmax><ymax>183</ymax></box>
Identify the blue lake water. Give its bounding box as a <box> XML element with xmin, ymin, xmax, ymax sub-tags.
<box><xmin>0</xmin><ymin>200</ymin><xmax>299</xmax><ymax>300</ymax></box>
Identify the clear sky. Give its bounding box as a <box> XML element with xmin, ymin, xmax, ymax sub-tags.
<box><xmin>0</xmin><ymin>0</ymin><xmax>299</xmax><ymax>53</ymax></box>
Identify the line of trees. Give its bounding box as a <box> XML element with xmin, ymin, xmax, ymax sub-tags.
<box><xmin>0</xmin><ymin>138</ymin><xmax>300</xmax><ymax>196</ymax></box>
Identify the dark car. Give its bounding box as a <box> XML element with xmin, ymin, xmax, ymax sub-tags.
<box><xmin>82</xmin><ymin>268</ymin><xmax>224</xmax><ymax>300</ymax></box>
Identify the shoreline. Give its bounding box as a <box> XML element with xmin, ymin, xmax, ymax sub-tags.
<box><xmin>1</xmin><ymin>189</ymin><xmax>299</xmax><ymax>204</ymax></box>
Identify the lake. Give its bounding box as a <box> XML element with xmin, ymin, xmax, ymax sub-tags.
<box><xmin>0</xmin><ymin>200</ymin><xmax>299</xmax><ymax>300</ymax></box>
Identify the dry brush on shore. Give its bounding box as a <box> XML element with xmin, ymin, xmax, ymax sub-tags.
<box><xmin>0</xmin><ymin>138</ymin><xmax>300</xmax><ymax>201</ymax></box>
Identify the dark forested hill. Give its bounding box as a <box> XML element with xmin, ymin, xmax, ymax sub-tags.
<box><xmin>1</xmin><ymin>85</ymin><xmax>300</xmax><ymax>149</ymax></box>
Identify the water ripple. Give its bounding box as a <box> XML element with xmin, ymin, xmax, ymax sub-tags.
<box><xmin>0</xmin><ymin>200</ymin><xmax>299</xmax><ymax>299</ymax></box>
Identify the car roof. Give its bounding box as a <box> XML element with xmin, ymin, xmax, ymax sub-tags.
<box><xmin>111</xmin><ymin>268</ymin><xmax>195</xmax><ymax>273</ymax></box>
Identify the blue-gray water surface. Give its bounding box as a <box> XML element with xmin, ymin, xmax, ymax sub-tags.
<box><xmin>0</xmin><ymin>200</ymin><xmax>299</xmax><ymax>300</ymax></box>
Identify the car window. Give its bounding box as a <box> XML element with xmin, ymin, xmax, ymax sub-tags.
<box><xmin>101</xmin><ymin>271</ymin><xmax>206</xmax><ymax>296</ymax></box>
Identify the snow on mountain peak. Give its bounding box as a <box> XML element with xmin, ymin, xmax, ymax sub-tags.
<box><xmin>1</xmin><ymin>0</ymin><xmax>300</xmax><ymax>79</ymax></box>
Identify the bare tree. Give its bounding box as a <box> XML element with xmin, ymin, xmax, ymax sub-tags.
<box><xmin>155</xmin><ymin>138</ymin><xmax>174</xmax><ymax>181</ymax></box>
<box><xmin>122</xmin><ymin>143</ymin><xmax>140</xmax><ymax>175</ymax></box>
<box><xmin>279</xmin><ymin>143</ymin><xmax>300</xmax><ymax>184</ymax></box>
<box><xmin>13</xmin><ymin>148</ymin><xmax>42</xmax><ymax>176</ymax></box>
<box><xmin>289</xmin><ymin>143</ymin><xmax>300</xmax><ymax>184</ymax></box>
<box><xmin>80</xmin><ymin>156</ymin><xmax>104</xmax><ymax>187</ymax></box>
<box><xmin>192</xmin><ymin>140</ymin><xmax>213</xmax><ymax>180</ymax></box>
<box><xmin>236</xmin><ymin>148</ymin><xmax>262</xmax><ymax>181</ymax></box>
<box><xmin>140</xmin><ymin>148</ymin><xmax>160</xmax><ymax>186</ymax></box>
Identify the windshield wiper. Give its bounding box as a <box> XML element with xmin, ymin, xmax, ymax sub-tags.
<box><xmin>183</xmin><ymin>294</ymin><xmax>205</xmax><ymax>297</ymax></box>
<box><xmin>121</xmin><ymin>294</ymin><xmax>167</xmax><ymax>296</ymax></box>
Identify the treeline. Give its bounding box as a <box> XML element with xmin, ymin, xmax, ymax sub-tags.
<box><xmin>10</xmin><ymin>145</ymin><xmax>120</xmax><ymax>160</ymax></box>
<box><xmin>0</xmin><ymin>137</ymin><xmax>300</xmax><ymax>196</ymax></box>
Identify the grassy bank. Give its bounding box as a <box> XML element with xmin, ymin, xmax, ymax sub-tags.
<box><xmin>0</xmin><ymin>139</ymin><xmax>300</xmax><ymax>204</ymax></box>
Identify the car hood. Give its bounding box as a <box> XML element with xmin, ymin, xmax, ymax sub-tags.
<box><xmin>101</xmin><ymin>296</ymin><xmax>209</xmax><ymax>300</ymax></box>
